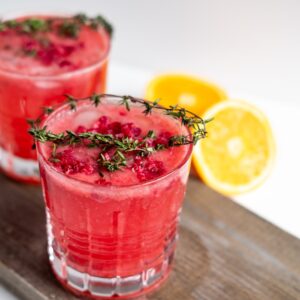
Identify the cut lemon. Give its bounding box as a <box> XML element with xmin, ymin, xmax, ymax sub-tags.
<box><xmin>193</xmin><ymin>100</ymin><xmax>275</xmax><ymax>195</ymax></box>
<box><xmin>145</xmin><ymin>74</ymin><xmax>227</xmax><ymax>116</ymax></box>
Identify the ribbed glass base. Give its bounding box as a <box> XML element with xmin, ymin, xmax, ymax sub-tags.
<box><xmin>0</xmin><ymin>147</ymin><xmax>39</xmax><ymax>183</ymax></box>
<box><xmin>50</xmin><ymin>251</ymin><xmax>172</xmax><ymax>299</ymax></box>
<box><xmin>47</xmin><ymin>211</ymin><xmax>175</xmax><ymax>299</ymax></box>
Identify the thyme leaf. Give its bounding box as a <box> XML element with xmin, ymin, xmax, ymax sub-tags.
<box><xmin>0</xmin><ymin>13</ymin><xmax>113</xmax><ymax>37</ymax></box>
<box><xmin>28</xmin><ymin>94</ymin><xmax>210</xmax><ymax>173</ymax></box>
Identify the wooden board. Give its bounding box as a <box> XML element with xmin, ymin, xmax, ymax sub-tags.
<box><xmin>0</xmin><ymin>173</ymin><xmax>300</xmax><ymax>300</ymax></box>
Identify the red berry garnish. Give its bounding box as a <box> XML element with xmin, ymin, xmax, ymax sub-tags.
<box><xmin>22</xmin><ymin>39</ymin><xmax>39</xmax><ymax>53</ymax></box>
<box><xmin>119</xmin><ymin>110</ymin><xmax>127</xmax><ymax>116</ymax></box>
<box><xmin>52</xmin><ymin>149</ymin><xmax>96</xmax><ymax>175</ymax></box>
<box><xmin>59</xmin><ymin>60</ymin><xmax>73</xmax><ymax>68</ymax></box>
<box><xmin>132</xmin><ymin>156</ymin><xmax>165</xmax><ymax>182</ymax></box>
<box><xmin>93</xmin><ymin>116</ymin><xmax>109</xmax><ymax>133</ymax></box>
<box><xmin>107</xmin><ymin>122</ymin><xmax>122</xmax><ymax>135</ymax></box>
<box><xmin>37</xmin><ymin>43</ymin><xmax>60</xmax><ymax>65</ymax></box>
<box><xmin>61</xmin><ymin>45</ymin><xmax>76</xmax><ymax>56</ymax></box>
<box><xmin>121</xmin><ymin>123</ymin><xmax>142</xmax><ymax>138</ymax></box>
<box><xmin>75</xmin><ymin>125</ymin><xmax>87</xmax><ymax>133</ymax></box>
<box><xmin>95</xmin><ymin>178</ymin><xmax>112</xmax><ymax>186</ymax></box>
<box><xmin>155</xmin><ymin>131</ymin><xmax>172</xmax><ymax>146</ymax></box>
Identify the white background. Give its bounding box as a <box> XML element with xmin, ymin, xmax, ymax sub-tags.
<box><xmin>1</xmin><ymin>1</ymin><xmax>300</xmax><ymax>298</ymax></box>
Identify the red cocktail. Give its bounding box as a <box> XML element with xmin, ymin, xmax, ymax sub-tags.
<box><xmin>35</xmin><ymin>95</ymin><xmax>195</xmax><ymax>299</ymax></box>
<box><xmin>0</xmin><ymin>13</ymin><xmax>111</xmax><ymax>183</ymax></box>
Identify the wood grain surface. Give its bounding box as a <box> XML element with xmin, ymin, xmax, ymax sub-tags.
<box><xmin>0</xmin><ymin>173</ymin><xmax>300</xmax><ymax>300</ymax></box>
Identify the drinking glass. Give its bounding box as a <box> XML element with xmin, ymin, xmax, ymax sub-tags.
<box><xmin>36</xmin><ymin>96</ymin><xmax>192</xmax><ymax>299</ymax></box>
<box><xmin>0</xmin><ymin>13</ymin><xmax>111</xmax><ymax>183</ymax></box>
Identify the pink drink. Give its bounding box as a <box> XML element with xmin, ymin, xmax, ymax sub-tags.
<box><xmin>0</xmin><ymin>14</ymin><xmax>110</xmax><ymax>183</ymax></box>
<box><xmin>37</xmin><ymin>96</ymin><xmax>192</xmax><ymax>298</ymax></box>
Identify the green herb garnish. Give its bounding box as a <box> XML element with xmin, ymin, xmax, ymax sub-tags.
<box><xmin>28</xmin><ymin>94</ymin><xmax>210</xmax><ymax>173</ymax></box>
<box><xmin>0</xmin><ymin>13</ymin><xmax>113</xmax><ymax>38</ymax></box>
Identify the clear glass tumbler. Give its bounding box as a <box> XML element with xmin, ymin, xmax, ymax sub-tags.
<box><xmin>0</xmin><ymin>13</ymin><xmax>110</xmax><ymax>183</ymax></box>
<box><xmin>36</xmin><ymin>97</ymin><xmax>193</xmax><ymax>299</ymax></box>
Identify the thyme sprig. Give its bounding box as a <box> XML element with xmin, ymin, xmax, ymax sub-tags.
<box><xmin>0</xmin><ymin>13</ymin><xmax>113</xmax><ymax>38</ymax></box>
<box><xmin>28</xmin><ymin>94</ymin><xmax>210</xmax><ymax>173</ymax></box>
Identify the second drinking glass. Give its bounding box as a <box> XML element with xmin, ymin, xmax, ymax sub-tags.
<box><xmin>0</xmin><ymin>13</ymin><xmax>112</xmax><ymax>182</ymax></box>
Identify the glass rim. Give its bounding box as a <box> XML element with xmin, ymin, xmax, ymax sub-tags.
<box><xmin>36</xmin><ymin>95</ymin><xmax>193</xmax><ymax>190</ymax></box>
<box><xmin>0</xmin><ymin>11</ymin><xmax>111</xmax><ymax>80</ymax></box>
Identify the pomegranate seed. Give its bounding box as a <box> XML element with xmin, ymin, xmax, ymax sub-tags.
<box><xmin>52</xmin><ymin>149</ymin><xmax>96</xmax><ymax>175</ymax></box>
<box><xmin>95</xmin><ymin>178</ymin><xmax>112</xmax><ymax>186</ymax></box>
<box><xmin>155</xmin><ymin>131</ymin><xmax>172</xmax><ymax>146</ymax></box>
<box><xmin>59</xmin><ymin>60</ymin><xmax>73</xmax><ymax>68</ymax></box>
<box><xmin>75</xmin><ymin>125</ymin><xmax>87</xmax><ymax>133</ymax></box>
<box><xmin>107</xmin><ymin>122</ymin><xmax>122</xmax><ymax>134</ymax></box>
<box><xmin>121</xmin><ymin>123</ymin><xmax>142</xmax><ymax>137</ymax></box>
<box><xmin>132</xmin><ymin>156</ymin><xmax>165</xmax><ymax>182</ymax></box>
<box><xmin>93</xmin><ymin>116</ymin><xmax>109</xmax><ymax>133</ymax></box>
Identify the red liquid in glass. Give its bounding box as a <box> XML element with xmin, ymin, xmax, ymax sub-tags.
<box><xmin>0</xmin><ymin>15</ymin><xmax>110</xmax><ymax>182</ymax></box>
<box><xmin>38</xmin><ymin>99</ymin><xmax>192</xmax><ymax>298</ymax></box>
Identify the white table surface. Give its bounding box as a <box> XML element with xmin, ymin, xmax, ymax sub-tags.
<box><xmin>108</xmin><ymin>62</ymin><xmax>300</xmax><ymax>238</ymax></box>
<box><xmin>0</xmin><ymin>285</ymin><xmax>18</xmax><ymax>300</ymax></box>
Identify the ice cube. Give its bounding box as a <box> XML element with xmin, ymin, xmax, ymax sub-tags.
<box><xmin>72</xmin><ymin>109</ymin><xmax>100</xmax><ymax>128</ymax></box>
